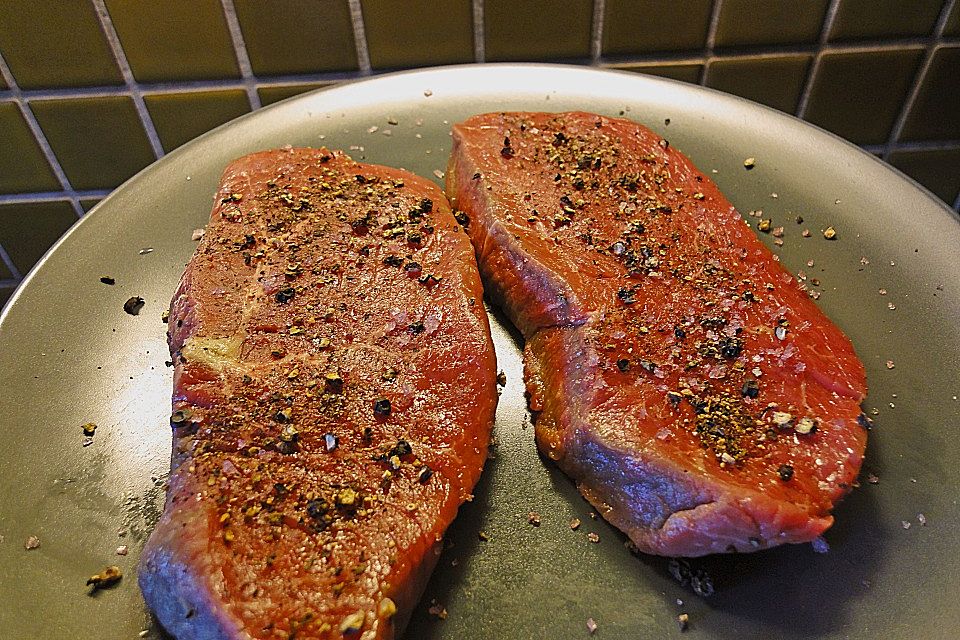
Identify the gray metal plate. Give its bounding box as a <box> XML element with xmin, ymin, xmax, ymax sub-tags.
<box><xmin>1</xmin><ymin>65</ymin><xmax>958</xmax><ymax>639</ymax></box>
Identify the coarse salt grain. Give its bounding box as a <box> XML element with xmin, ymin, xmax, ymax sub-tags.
<box><xmin>587</xmin><ymin>618</ymin><xmax>598</xmax><ymax>634</ymax></box>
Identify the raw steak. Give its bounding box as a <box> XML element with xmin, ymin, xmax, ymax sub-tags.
<box><xmin>447</xmin><ymin>112</ymin><xmax>867</xmax><ymax>556</ymax></box>
<box><xmin>139</xmin><ymin>148</ymin><xmax>497</xmax><ymax>638</ymax></box>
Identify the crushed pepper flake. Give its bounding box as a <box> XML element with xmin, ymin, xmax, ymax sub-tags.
<box><xmin>86</xmin><ymin>565</ymin><xmax>123</xmax><ymax>590</ymax></box>
<box><xmin>587</xmin><ymin>617</ymin><xmax>598</xmax><ymax>634</ymax></box>
<box><xmin>428</xmin><ymin>601</ymin><xmax>447</xmax><ymax>619</ymax></box>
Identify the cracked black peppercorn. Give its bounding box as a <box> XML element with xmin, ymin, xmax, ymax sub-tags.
<box><xmin>719</xmin><ymin>336</ymin><xmax>743</xmax><ymax>359</ymax></box>
<box><xmin>124</xmin><ymin>296</ymin><xmax>145</xmax><ymax>315</ymax></box>
<box><xmin>741</xmin><ymin>379</ymin><xmax>760</xmax><ymax>398</ymax></box>
<box><xmin>374</xmin><ymin>398</ymin><xmax>391</xmax><ymax>417</ymax></box>
<box><xmin>390</xmin><ymin>439</ymin><xmax>412</xmax><ymax>457</ymax></box>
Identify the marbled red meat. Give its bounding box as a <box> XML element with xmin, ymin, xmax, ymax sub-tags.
<box><xmin>447</xmin><ymin>112</ymin><xmax>867</xmax><ymax>556</ymax></box>
<box><xmin>139</xmin><ymin>148</ymin><xmax>497</xmax><ymax>638</ymax></box>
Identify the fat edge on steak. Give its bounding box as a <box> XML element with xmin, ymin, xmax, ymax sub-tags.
<box><xmin>447</xmin><ymin>111</ymin><xmax>868</xmax><ymax>557</ymax></box>
<box><xmin>139</xmin><ymin>148</ymin><xmax>497</xmax><ymax>639</ymax></box>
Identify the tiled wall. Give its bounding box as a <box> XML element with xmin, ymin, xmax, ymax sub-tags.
<box><xmin>1</xmin><ymin>0</ymin><xmax>958</xmax><ymax>307</ymax></box>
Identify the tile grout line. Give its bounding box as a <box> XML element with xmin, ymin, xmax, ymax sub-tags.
<box><xmin>1</xmin><ymin>37</ymin><xmax>953</xmax><ymax>104</ymax></box>
<box><xmin>0</xmin><ymin>190</ymin><xmax>114</xmax><ymax>204</ymax></box>
<box><xmin>0</xmin><ymin>50</ymin><xmax>84</xmax><ymax>219</ymax></box>
<box><xmin>0</xmin><ymin>244</ymin><xmax>22</xmax><ymax>281</ymax></box>
<box><xmin>590</xmin><ymin>0</ymin><xmax>605</xmax><ymax>64</ymax></box>
<box><xmin>881</xmin><ymin>0</ymin><xmax>956</xmax><ymax>160</ymax></box>
<box><xmin>347</xmin><ymin>0</ymin><xmax>373</xmax><ymax>75</ymax></box>
<box><xmin>699</xmin><ymin>0</ymin><xmax>724</xmax><ymax>85</ymax></box>
<box><xmin>796</xmin><ymin>0</ymin><xmax>842</xmax><ymax>119</ymax></box>
<box><xmin>91</xmin><ymin>0</ymin><xmax>165</xmax><ymax>159</ymax></box>
<box><xmin>220</xmin><ymin>0</ymin><xmax>262</xmax><ymax>110</ymax></box>
<box><xmin>472</xmin><ymin>0</ymin><xmax>485</xmax><ymax>63</ymax></box>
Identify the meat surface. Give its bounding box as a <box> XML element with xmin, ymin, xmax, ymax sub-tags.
<box><xmin>139</xmin><ymin>148</ymin><xmax>497</xmax><ymax>638</ymax></box>
<box><xmin>447</xmin><ymin>112</ymin><xmax>867</xmax><ymax>557</ymax></box>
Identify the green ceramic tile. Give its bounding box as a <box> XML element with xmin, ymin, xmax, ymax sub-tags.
<box><xmin>364</xmin><ymin>0</ymin><xmax>473</xmax><ymax>68</ymax></box>
<box><xmin>899</xmin><ymin>46</ymin><xmax>960</xmax><ymax>142</ymax></box>
<box><xmin>0</xmin><ymin>285</ymin><xmax>16</xmax><ymax>309</ymax></box>
<box><xmin>234</xmin><ymin>0</ymin><xmax>356</xmax><ymax>75</ymax></box>
<box><xmin>145</xmin><ymin>90</ymin><xmax>250</xmax><ymax>152</ymax></box>
<box><xmin>31</xmin><ymin>97</ymin><xmax>156</xmax><ymax>191</ymax></box>
<box><xmin>888</xmin><ymin>148</ymin><xmax>960</xmax><ymax>205</ymax></box>
<box><xmin>606</xmin><ymin>62</ymin><xmax>703</xmax><ymax>84</ymax></box>
<box><xmin>258</xmin><ymin>83</ymin><xmax>336</xmax><ymax>106</ymax></box>
<box><xmin>0</xmin><ymin>1</ymin><xmax>122</xmax><ymax>89</ymax></box>
<box><xmin>604</xmin><ymin>0</ymin><xmax>712</xmax><ymax>55</ymax></box>
<box><xmin>715</xmin><ymin>0</ymin><xmax>828</xmax><ymax>47</ymax></box>
<box><xmin>0</xmin><ymin>103</ymin><xmax>61</xmax><ymax>194</ymax></box>
<box><xmin>105</xmin><ymin>0</ymin><xmax>239</xmax><ymax>82</ymax></box>
<box><xmin>0</xmin><ymin>251</ymin><xmax>12</xmax><ymax>279</ymax></box>
<box><xmin>805</xmin><ymin>48</ymin><xmax>923</xmax><ymax>145</ymax></box>
<box><xmin>486</xmin><ymin>0</ymin><xmax>592</xmax><ymax>61</ymax></box>
<box><xmin>946</xmin><ymin>1</ymin><xmax>960</xmax><ymax>36</ymax></box>
<box><xmin>829</xmin><ymin>0</ymin><xmax>943</xmax><ymax>41</ymax></box>
<box><xmin>706</xmin><ymin>55</ymin><xmax>812</xmax><ymax>114</ymax></box>
<box><xmin>0</xmin><ymin>200</ymin><xmax>76</xmax><ymax>274</ymax></box>
<box><xmin>80</xmin><ymin>199</ymin><xmax>101</xmax><ymax>213</ymax></box>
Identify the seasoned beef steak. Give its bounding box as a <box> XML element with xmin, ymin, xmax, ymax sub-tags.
<box><xmin>139</xmin><ymin>148</ymin><xmax>497</xmax><ymax>638</ymax></box>
<box><xmin>447</xmin><ymin>112</ymin><xmax>867</xmax><ymax>556</ymax></box>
